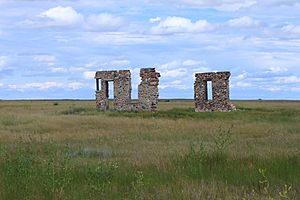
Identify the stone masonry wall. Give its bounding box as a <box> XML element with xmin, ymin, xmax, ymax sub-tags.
<box><xmin>138</xmin><ymin>68</ymin><xmax>161</xmax><ymax>112</ymax></box>
<box><xmin>95</xmin><ymin>68</ymin><xmax>160</xmax><ymax>112</ymax></box>
<box><xmin>95</xmin><ymin>70</ymin><xmax>131</xmax><ymax>111</ymax></box>
<box><xmin>194</xmin><ymin>71</ymin><xmax>235</xmax><ymax>112</ymax></box>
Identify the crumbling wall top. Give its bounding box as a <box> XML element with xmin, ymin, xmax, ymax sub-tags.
<box><xmin>95</xmin><ymin>70</ymin><xmax>130</xmax><ymax>80</ymax></box>
<box><xmin>140</xmin><ymin>68</ymin><xmax>161</xmax><ymax>84</ymax></box>
<box><xmin>195</xmin><ymin>71</ymin><xmax>230</xmax><ymax>80</ymax></box>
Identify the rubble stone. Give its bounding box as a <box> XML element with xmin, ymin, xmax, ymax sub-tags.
<box><xmin>95</xmin><ymin>68</ymin><xmax>160</xmax><ymax>112</ymax></box>
<box><xmin>95</xmin><ymin>70</ymin><xmax>131</xmax><ymax>111</ymax></box>
<box><xmin>194</xmin><ymin>71</ymin><xmax>235</xmax><ymax>112</ymax></box>
<box><xmin>138</xmin><ymin>68</ymin><xmax>161</xmax><ymax>112</ymax></box>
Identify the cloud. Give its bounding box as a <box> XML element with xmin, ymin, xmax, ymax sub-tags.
<box><xmin>151</xmin><ymin>16</ymin><xmax>214</xmax><ymax>34</ymax></box>
<box><xmin>182</xmin><ymin>59</ymin><xmax>207</xmax><ymax>66</ymax></box>
<box><xmin>233</xmin><ymin>71</ymin><xmax>248</xmax><ymax>81</ymax></box>
<box><xmin>156</xmin><ymin>61</ymin><xmax>190</xmax><ymax>90</ymax></box>
<box><xmin>150</xmin><ymin>17</ymin><xmax>161</xmax><ymax>23</ymax></box>
<box><xmin>157</xmin><ymin>59</ymin><xmax>212</xmax><ymax>92</ymax></box>
<box><xmin>8</xmin><ymin>81</ymin><xmax>87</xmax><ymax>91</ymax></box>
<box><xmin>235</xmin><ymin>81</ymin><xmax>253</xmax><ymax>88</ymax></box>
<box><xmin>281</xmin><ymin>24</ymin><xmax>300</xmax><ymax>34</ymax></box>
<box><xmin>50</xmin><ymin>67</ymin><xmax>68</xmax><ymax>73</ymax></box>
<box><xmin>230</xmin><ymin>68</ymin><xmax>300</xmax><ymax>94</ymax></box>
<box><xmin>0</xmin><ymin>56</ymin><xmax>8</xmax><ymax>70</ymax></box>
<box><xmin>84</xmin><ymin>59</ymin><xmax>130</xmax><ymax>69</ymax></box>
<box><xmin>2</xmin><ymin>0</ymin><xmax>300</xmax><ymax>99</ymax></box>
<box><xmin>85</xmin><ymin>13</ymin><xmax>124</xmax><ymax>31</ymax></box>
<box><xmin>108</xmin><ymin>59</ymin><xmax>130</xmax><ymax>66</ymax></box>
<box><xmin>83</xmin><ymin>32</ymin><xmax>162</xmax><ymax>45</ymax></box>
<box><xmin>257</xmin><ymin>0</ymin><xmax>299</xmax><ymax>7</ymax></box>
<box><xmin>160</xmin><ymin>80</ymin><xmax>189</xmax><ymax>90</ymax></box>
<box><xmin>22</xmin><ymin>6</ymin><xmax>124</xmax><ymax>31</ymax></box>
<box><xmin>227</xmin><ymin>16</ymin><xmax>260</xmax><ymax>28</ymax></box>
<box><xmin>154</xmin><ymin>0</ymin><xmax>299</xmax><ymax>11</ymax></box>
<box><xmin>7</xmin><ymin>82</ymin><xmax>64</xmax><ymax>90</ymax></box>
<box><xmin>33</xmin><ymin>55</ymin><xmax>56</xmax><ymax>62</ymax></box>
<box><xmin>268</xmin><ymin>66</ymin><xmax>288</xmax><ymax>73</ymax></box>
<box><xmin>83</xmin><ymin>71</ymin><xmax>95</xmax><ymax>79</ymax></box>
<box><xmin>163</xmin><ymin>68</ymin><xmax>187</xmax><ymax>78</ymax></box>
<box><xmin>275</xmin><ymin>75</ymin><xmax>300</xmax><ymax>84</ymax></box>
<box><xmin>40</xmin><ymin>6</ymin><xmax>84</xmax><ymax>26</ymax></box>
<box><xmin>67</xmin><ymin>81</ymin><xmax>86</xmax><ymax>90</ymax></box>
<box><xmin>177</xmin><ymin>0</ymin><xmax>257</xmax><ymax>11</ymax></box>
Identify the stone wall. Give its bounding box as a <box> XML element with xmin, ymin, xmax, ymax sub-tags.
<box><xmin>95</xmin><ymin>70</ymin><xmax>131</xmax><ymax>111</ymax></box>
<box><xmin>138</xmin><ymin>68</ymin><xmax>161</xmax><ymax>112</ymax></box>
<box><xmin>95</xmin><ymin>68</ymin><xmax>160</xmax><ymax>112</ymax></box>
<box><xmin>194</xmin><ymin>71</ymin><xmax>235</xmax><ymax>112</ymax></box>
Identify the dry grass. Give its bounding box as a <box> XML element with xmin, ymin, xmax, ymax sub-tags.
<box><xmin>0</xmin><ymin>100</ymin><xmax>299</xmax><ymax>199</ymax></box>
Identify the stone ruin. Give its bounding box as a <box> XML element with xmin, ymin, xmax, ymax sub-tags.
<box><xmin>95</xmin><ymin>68</ymin><xmax>160</xmax><ymax>112</ymax></box>
<box><xmin>138</xmin><ymin>68</ymin><xmax>161</xmax><ymax>112</ymax></box>
<box><xmin>95</xmin><ymin>68</ymin><xmax>235</xmax><ymax>113</ymax></box>
<box><xmin>95</xmin><ymin>70</ymin><xmax>132</xmax><ymax>111</ymax></box>
<box><xmin>194</xmin><ymin>71</ymin><xmax>235</xmax><ymax>112</ymax></box>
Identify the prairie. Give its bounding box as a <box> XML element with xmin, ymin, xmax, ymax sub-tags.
<box><xmin>0</xmin><ymin>100</ymin><xmax>299</xmax><ymax>199</ymax></box>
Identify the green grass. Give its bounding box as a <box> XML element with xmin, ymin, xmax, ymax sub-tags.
<box><xmin>0</xmin><ymin>100</ymin><xmax>299</xmax><ymax>199</ymax></box>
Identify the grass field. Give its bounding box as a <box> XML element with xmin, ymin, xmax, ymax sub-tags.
<box><xmin>0</xmin><ymin>100</ymin><xmax>299</xmax><ymax>199</ymax></box>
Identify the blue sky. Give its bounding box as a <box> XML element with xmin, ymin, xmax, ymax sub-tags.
<box><xmin>0</xmin><ymin>0</ymin><xmax>300</xmax><ymax>100</ymax></box>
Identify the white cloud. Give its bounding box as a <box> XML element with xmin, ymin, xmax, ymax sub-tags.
<box><xmin>50</xmin><ymin>67</ymin><xmax>68</xmax><ymax>73</ymax></box>
<box><xmin>265</xmin><ymin>86</ymin><xmax>282</xmax><ymax>92</ymax></box>
<box><xmin>33</xmin><ymin>55</ymin><xmax>56</xmax><ymax>65</ymax></box>
<box><xmin>83</xmin><ymin>71</ymin><xmax>95</xmax><ymax>79</ymax></box>
<box><xmin>235</xmin><ymin>81</ymin><xmax>253</xmax><ymax>88</ymax></box>
<box><xmin>182</xmin><ymin>59</ymin><xmax>207</xmax><ymax>66</ymax></box>
<box><xmin>22</xmin><ymin>82</ymin><xmax>63</xmax><ymax>90</ymax></box>
<box><xmin>227</xmin><ymin>16</ymin><xmax>260</xmax><ymax>28</ymax></box>
<box><xmin>155</xmin><ymin>0</ymin><xmax>299</xmax><ymax>11</ymax></box>
<box><xmin>40</xmin><ymin>6</ymin><xmax>84</xmax><ymax>26</ymax></box>
<box><xmin>67</xmin><ymin>81</ymin><xmax>85</xmax><ymax>90</ymax></box>
<box><xmin>151</xmin><ymin>16</ymin><xmax>214</xmax><ymax>34</ymax></box>
<box><xmin>108</xmin><ymin>59</ymin><xmax>130</xmax><ymax>66</ymax></box>
<box><xmin>157</xmin><ymin>59</ymin><xmax>210</xmax><ymax>80</ymax></box>
<box><xmin>160</xmin><ymin>80</ymin><xmax>189</xmax><ymax>90</ymax></box>
<box><xmin>178</xmin><ymin>0</ymin><xmax>256</xmax><ymax>11</ymax></box>
<box><xmin>163</xmin><ymin>68</ymin><xmax>187</xmax><ymax>78</ymax></box>
<box><xmin>257</xmin><ymin>0</ymin><xmax>299</xmax><ymax>7</ymax></box>
<box><xmin>150</xmin><ymin>17</ymin><xmax>161</xmax><ymax>23</ymax></box>
<box><xmin>84</xmin><ymin>59</ymin><xmax>130</xmax><ymax>69</ymax></box>
<box><xmin>86</xmin><ymin>13</ymin><xmax>124</xmax><ymax>31</ymax></box>
<box><xmin>83</xmin><ymin>32</ymin><xmax>162</xmax><ymax>45</ymax></box>
<box><xmin>234</xmin><ymin>71</ymin><xmax>248</xmax><ymax>81</ymax></box>
<box><xmin>268</xmin><ymin>66</ymin><xmax>288</xmax><ymax>73</ymax></box>
<box><xmin>8</xmin><ymin>81</ymin><xmax>86</xmax><ymax>91</ymax></box>
<box><xmin>281</xmin><ymin>24</ymin><xmax>300</xmax><ymax>34</ymax></box>
<box><xmin>246</xmin><ymin>52</ymin><xmax>300</xmax><ymax>71</ymax></box>
<box><xmin>157</xmin><ymin>61</ymin><xmax>189</xmax><ymax>88</ymax></box>
<box><xmin>22</xmin><ymin>6</ymin><xmax>124</xmax><ymax>31</ymax></box>
<box><xmin>69</xmin><ymin>66</ymin><xmax>88</xmax><ymax>72</ymax></box>
<box><xmin>159</xmin><ymin>60</ymin><xmax>180</xmax><ymax>70</ymax></box>
<box><xmin>275</xmin><ymin>76</ymin><xmax>300</xmax><ymax>84</ymax></box>
<box><xmin>192</xmin><ymin>67</ymin><xmax>212</xmax><ymax>73</ymax></box>
<box><xmin>0</xmin><ymin>56</ymin><xmax>8</xmax><ymax>70</ymax></box>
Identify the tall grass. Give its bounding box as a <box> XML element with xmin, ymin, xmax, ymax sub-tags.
<box><xmin>0</xmin><ymin>100</ymin><xmax>299</xmax><ymax>199</ymax></box>
<box><xmin>0</xmin><ymin>138</ymin><xmax>298</xmax><ymax>199</ymax></box>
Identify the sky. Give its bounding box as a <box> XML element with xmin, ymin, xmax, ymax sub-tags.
<box><xmin>0</xmin><ymin>0</ymin><xmax>300</xmax><ymax>100</ymax></box>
